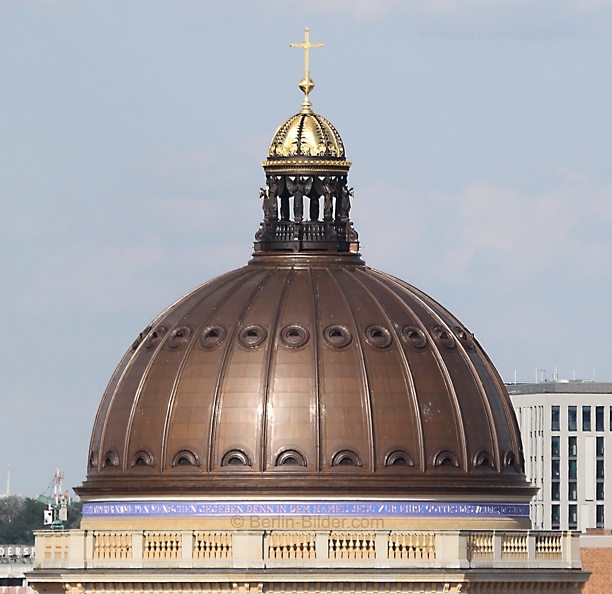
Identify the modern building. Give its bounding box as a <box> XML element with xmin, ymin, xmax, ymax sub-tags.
<box><xmin>28</xmin><ymin>30</ymin><xmax>588</xmax><ymax>594</ymax></box>
<box><xmin>509</xmin><ymin>381</ymin><xmax>612</xmax><ymax>532</ymax></box>
<box><xmin>0</xmin><ymin>545</ymin><xmax>35</xmax><ymax>594</ymax></box>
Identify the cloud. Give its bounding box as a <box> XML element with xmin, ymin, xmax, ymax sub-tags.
<box><xmin>355</xmin><ymin>172</ymin><xmax>612</xmax><ymax>286</ymax></box>
<box><xmin>270</xmin><ymin>0</ymin><xmax>612</xmax><ymax>22</ymax></box>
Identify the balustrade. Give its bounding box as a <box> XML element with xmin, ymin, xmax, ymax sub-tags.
<box><xmin>328</xmin><ymin>533</ymin><xmax>375</xmax><ymax>559</ymax></box>
<box><xmin>267</xmin><ymin>533</ymin><xmax>315</xmax><ymax>560</ymax></box>
<box><xmin>388</xmin><ymin>532</ymin><xmax>435</xmax><ymax>560</ymax></box>
<box><xmin>93</xmin><ymin>532</ymin><xmax>132</xmax><ymax>560</ymax></box>
<box><xmin>33</xmin><ymin>529</ymin><xmax>576</xmax><ymax>570</ymax></box>
<box><xmin>194</xmin><ymin>532</ymin><xmax>232</xmax><ymax>559</ymax></box>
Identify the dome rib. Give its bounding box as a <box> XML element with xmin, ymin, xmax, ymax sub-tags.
<box><xmin>328</xmin><ymin>267</ymin><xmax>376</xmax><ymax>471</ymax></box>
<box><xmin>208</xmin><ymin>267</ymin><xmax>280</xmax><ymax>472</ymax></box>
<box><xmin>351</xmin><ymin>269</ymin><xmax>426</xmax><ymax>471</ymax></box>
<box><xmin>260</xmin><ymin>268</ymin><xmax>296</xmax><ymax>471</ymax></box>
<box><xmin>308</xmin><ymin>266</ymin><xmax>322</xmax><ymax>472</ymax></box>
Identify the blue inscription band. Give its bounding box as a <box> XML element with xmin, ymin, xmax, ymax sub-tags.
<box><xmin>83</xmin><ymin>499</ymin><xmax>529</xmax><ymax>519</ymax></box>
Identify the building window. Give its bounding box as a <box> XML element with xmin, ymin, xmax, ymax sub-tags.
<box><xmin>552</xmin><ymin>406</ymin><xmax>560</xmax><ymax>431</ymax></box>
<box><xmin>569</xmin><ymin>436</ymin><xmax>577</xmax><ymax>457</ymax></box>
<box><xmin>551</xmin><ymin>436</ymin><xmax>560</xmax><ymax>457</ymax></box>
<box><xmin>552</xmin><ymin>459</ymin><xmax>560</xmax><ymax>479</ymax></box>
<box><xmin>551</xmin><ymin>481</ymin><xmax>560</xmax><ymax>501</ymax></box>
<box><xmin>597</xmin><ymin>505</ymin><xmax>605</xmax><ymax>528</ymax></box>
<box><xmin>596</xmin><ymin>406</ymin><xmax>604</xmax><ymax>431</ymax></box>
<box><xmin>583</xmin><ymin>406</ymin><xmax>592</xmax><ymax>431</ymax></box>
<box><xmin>568</xmin><ymin>406</ymin><xmax>577</xmax><ymax>431</ymax></box>
<box><xmin>569</xmin><ymin>459</ymin><xmax>577</xmax><ymax>480</ymax></box>
<box><xmin>597</xmin><ymin>482</ymin><xmax>605</xmax><ymax>501</ymax></box>
<box><xmin>569</xmin><ymin>504</ymin><xmax>578</xmax><ymax>530</ymax></box>
<box><xmin>552</xmin><ymin>504</ymin><xmax>560</xmax><ymax>529</ymax></box>
<box><xmin>569</xmin><ymin>481</ymin><xmax>577</xmax><ymax>501</ymax></box>
<box><xmin>597</xmin><ymin>436</ymin><xmax>604</xmax><ymax>457</ymax></box>
<box><xmin>597</xmin><ymin>459</ymin><xmax>604</xmax><ymax>479</ymax></box>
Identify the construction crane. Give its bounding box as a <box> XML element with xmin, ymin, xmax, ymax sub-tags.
<box><xmin>36</xmin><ymin>469</ymin><xmax>70</xmax><ymax>529</ymax></box>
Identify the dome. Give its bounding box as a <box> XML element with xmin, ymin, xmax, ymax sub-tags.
<box><xmin>78</xmin><ymin>36</ymin><xmax>532</xmax><ymax>506</ymax></box>
<box><xmin>264</xmin><ymin>111</ymin><xmax>351</xmax><ymax>178</ymax></box>
<box><xmin>80</xmin><ymin>251</ymin><xmax>529</xmax><ymax>499</ymax></box>
<box><xmin>268</xmin><ymin>112</ymin><xmax>345</xmax><ymax>159</ymax></box>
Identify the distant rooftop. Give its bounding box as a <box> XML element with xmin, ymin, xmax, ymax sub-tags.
<box><xmin>506</xmin><ymin>381</ymin><xmax>612</xmax><ymax>395</ymax></box>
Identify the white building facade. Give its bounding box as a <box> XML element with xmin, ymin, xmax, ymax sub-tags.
<box><xmin>509</xmin><ymin>382</ymin><xmax>612</xmax><ymax>531</ymax></box>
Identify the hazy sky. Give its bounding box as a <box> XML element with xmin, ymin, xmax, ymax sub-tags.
<box><xmin>2</xmin><ymin>0</ymin><xmax>612</xmax><ymax>497</ymax></box>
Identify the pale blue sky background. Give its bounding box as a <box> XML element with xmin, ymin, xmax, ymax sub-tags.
<box><xmin>2</xmin><ymin>0</ymin><xmax>612</xmax><ymax>496</ymax></box>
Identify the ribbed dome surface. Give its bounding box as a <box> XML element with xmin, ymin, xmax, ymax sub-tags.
<box><xmin>81</xmin><ymin>253</ymin><xmax>528</xmax><ymax>498</ymax></box>
<box><xmin>268</xmin><ymin>111</ymin><xmax>345</xmax><ymax>159</ymax></box>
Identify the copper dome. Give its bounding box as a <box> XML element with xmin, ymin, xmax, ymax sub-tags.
<box><xmin>81</xmin><ymin>250</ymin><xmax>529</xmax><ymax>498</ymax></box>
<box><xmin>79</xmin><ymin>52</ymin><xmax>530</xmax><ymax>501</ymax></box>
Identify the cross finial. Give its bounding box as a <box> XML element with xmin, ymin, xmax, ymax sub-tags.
<box><xmin>290</xmin><ymin>27</ymin><xmax>323</xmax><ymax>113</ymax></box>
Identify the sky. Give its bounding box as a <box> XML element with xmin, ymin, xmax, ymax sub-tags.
<box><xmin>1</xmin><ymin>0</ymin><xmax>612</xmax><ymax>497</ymax></box>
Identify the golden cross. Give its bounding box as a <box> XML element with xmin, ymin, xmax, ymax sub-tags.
<box><xmin>290</xmin><ymin>27</ymin><xmax>323</xmax><ymax>80</ymax></box>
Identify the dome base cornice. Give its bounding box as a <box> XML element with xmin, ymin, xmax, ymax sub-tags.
<box><xmin>76</xmin><ymin>475</ymin><xmax>536</xmax><ymax>501</ymax></box>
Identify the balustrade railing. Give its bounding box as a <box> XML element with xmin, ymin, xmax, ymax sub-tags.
<box><xmin>33</xmin><ymin>528</ymin><xmax>579</xmax><ymax>570</ymax></box>
<box><xmin>389</xmin><ymin>532</ymin><xmax>435</xmax><ymax>560</ymax></box>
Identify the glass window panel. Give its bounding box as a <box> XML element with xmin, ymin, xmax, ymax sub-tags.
<box><xmin>552</xmin><ymin>459</ymin><xmax>560</xmax><ymax>479</ymax></box>
<box><xmin>551</xmin><ymin>436</ymin><xmax>560</xmax><ymax>458</ymax></box>
<box><xmin>597</xmin><ymin>406</ymin><xmax>604</xmax><ymax>431</ymax></box>
<box><xmin>597</xmin><ymin>482</ymin><xmax>604</xmax><ymax>501</ymax></box>
<box><xmin>597</xmin><ymin>436</ymin><xmax>604</xmax><ymax>457</ymax></box>
<box><xmin>569</xmin><ymin>406</ymin><xmax>577</xmax><ymax>431</ymax></box>
<box><xmin>569</xmin><ymin>481</ymin><xmax>577</xmax><ymax>501</ymax></box>
<box><xmin>569</xmin><ymin>436</ymin><xmax>577</xmax><ymax>457</ymax></box>
<box><xmin>569</xmin><ymin>504</ymin><xmax>578</xmax><ymax>529</ymax></box>
<box><xmin>552</xmin><ymin>504</ymin><xmax>560</xmax><ymax>529</ymax></box>
<box><xmin>597</xmin><ymin>505</ymin><xmax>605</xmax><ymax>528</ymax></box>
<box><xmin>569</xmin><ymin>459</ymin><xmax>577</xmax><ymax>479</ymax></box>
<box><xmin>597</xmin><ymin>459</ymin><xmax>604</xmax><ymax>479</ymax></box>
<box><xmin>583</xmin><ymin>406</ymin><xmax>592</xmax><ymax>431</ymax></box>
<box><xmin>551</xmin><ymin>481</ymin><xmax>560</xmax><ymax>501</ymax></box>
<box><xmin>551</xmin><ymin>406</ymin><xmax>560</xmax><ymax>431</ymax></box>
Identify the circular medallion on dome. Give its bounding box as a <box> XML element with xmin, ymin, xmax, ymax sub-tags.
<box><xmin>401</xmin><ymin>325</ymin><xmax>428</xmax><ymax>349</ymax></box>
<box><xmin>454</xmin><ymin>326</ymin><xmax>476</xmax><ymax>350</ymax></box>
<box><xmin>168</xmin><ymin>326</ymin><xmax>192</xmax><ymax>348</ymax></box>
<box><xmin>145</xmin><ymin>325</ymin><xmax>167</xmax><ymax>349</ymax></box>
<box><xmin>280</xmin><ymin>325</ymin><xmax>309</xmax><ymax>348</ymax></box>
<box><xmin>323</xmin><ymin>324</ymin><xmax>352</xmax><ymax>348</ymax></box>
<box><xmin>200</xmin><ymin>325</ymin><xmax>226</xmax><ymax>348</ymax></box>
<box><xmin>364</xmin><ymin>325</ymin><xmax>392</xmax><ymax>348</ymax></box>
<box><xmin>238</xmin><ymin>325</ymin><xmax>267</xmax><ymax>348</ymax></box>
<box><xmin>432</xmin><ymin>325</ymin><xmax>456</xmax><ymax>350</ymax></box>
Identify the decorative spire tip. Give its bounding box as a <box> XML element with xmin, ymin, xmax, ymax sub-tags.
<box><xmin>290</xmin><ymin>27</ymin><xmax>323</xmax><ymax>113</ymax></box>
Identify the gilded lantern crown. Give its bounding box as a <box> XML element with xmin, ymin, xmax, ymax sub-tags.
<box><xmin>263</xmin><ymin>28</ymin><xmax>351</xmax><ymax>177</ymax></box>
